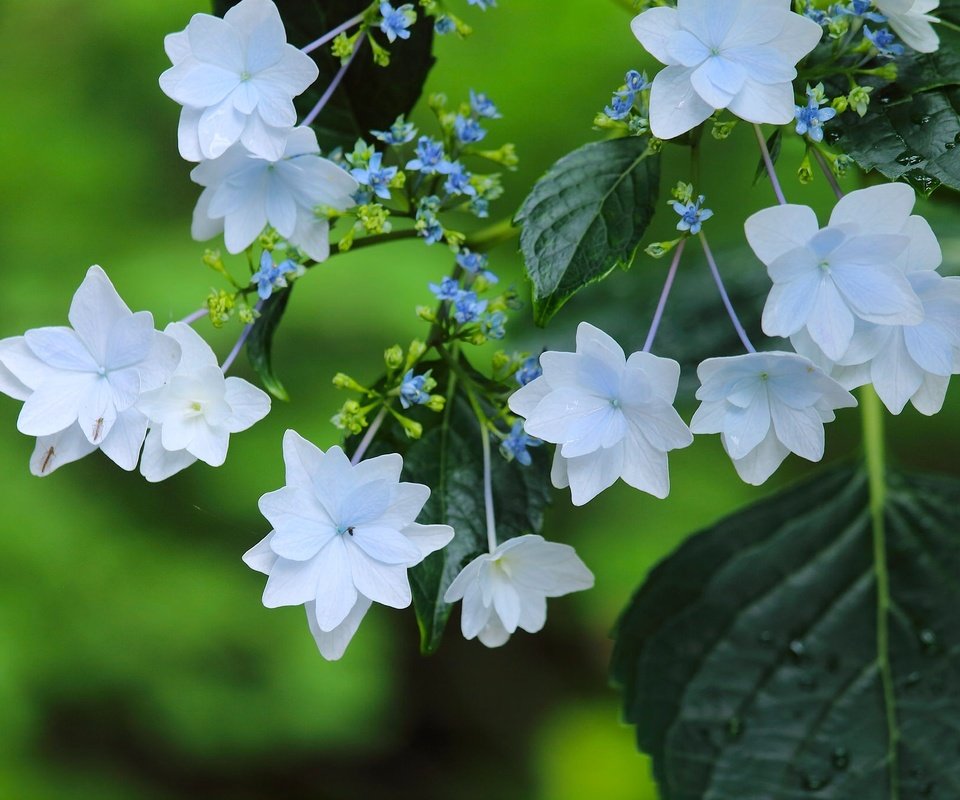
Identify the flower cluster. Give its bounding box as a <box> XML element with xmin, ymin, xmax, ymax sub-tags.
<box><xmin>0</xmin><ymin>267</ymin><xmax>269</xmax><ymax>479</ymax></box>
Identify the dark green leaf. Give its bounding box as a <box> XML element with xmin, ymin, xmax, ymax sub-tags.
<box><xmin>213</xmin><ymin>0</ymin><xmax>435</xmax><ymax>152</ymax></box>
<box><xmin>830</xmin><ymin>27</ymin><xmax>960</xmax><ymax>194</ymax></box>
<box><xmin>612</xmin><ymin>466</ymin><xmax>960</xmax><ymax>799</ymax></box>
<box><xmin>246</xmin><ymin>286</ymin><xmax>292</xmax><ymax>401</ymax></box>
<box><xmin>753</xmin><ymin>128</ymin><xmax>782</xmax><ymax>186</ymax></box>
<box><xmin>352</xmin><ymin>360</ymin><xmax>553</xmax><ymax>653</ymax></box>
<box><xmin>515</xmin><ymin>136</ymin><xmax>660</xmax><ymax>326</ymax></box>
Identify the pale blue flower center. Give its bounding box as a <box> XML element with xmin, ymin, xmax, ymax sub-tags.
<box><xmin>240</xmin><ymin>71</ymin><xmax>251</xmax><ymax>82</ymax></box>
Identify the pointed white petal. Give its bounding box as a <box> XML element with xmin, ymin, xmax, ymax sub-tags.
<box><xmin>345</xmin><ymin>541</ymin><xmax>412</xmax><ymax>609</ymax></box>
<box><xmin>140</xmin><ymin>428</ymin><xmax>198</xmax><ymax>482</ymax></box>
<box><xmin>727</xmin><ymin>77</ymin><xmax>794</xmax><ymax>124</ymax></box>
<box><xmin>402</xmin><ymin>523</ymin><xmax>455</xmax><ymax>561</ymax></box>
<box><xmin>29</xmin><ymin>424</ymin><xmax>98</xmax><ymax>477</ymax></box>
<box><xmin>306</xmin><ymin>596</ymin><xmax>372</xmax><ymax>661</ymax></box>
<box><xmin>99</xmin><ymin>408</ymin><xmax>148</xmax><ymax>470</ymax></box>
<box><xmin>242</xmin><ymin>531</ymin><xmax>278</xmax><ymax>575</ymax></box>
<box><xmin>648</xmin><ymin>65</ymin><xmax>716</xmax><ymax>140</ymax></box>
<box><xmin>68</xmin><ymin>266</ymin><xmax>133</xmax><ymax>365</ymax></box>
<box><xmin>631</xmin><ymin>7</ymin><xmax>681</xmax><ymax>65</ymax></box>
<box><xmin>745</xmin><ymin>204</ymin><xmax>820</xmax><ymax>265</ymax></box>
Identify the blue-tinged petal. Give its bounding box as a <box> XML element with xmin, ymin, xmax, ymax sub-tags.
<box><xmin>631</xmin><ymin>7</ymin><xmax>682</xmax><ymax>65</ymax></box>
<box><xmin>24</xmin><ymin>327</ymin><xmax>98</xmax><ymax>372</ymax></box>
<box><xmin>345</xmin><ymin>540</ymin><xmax>411</xmax><ymax>609</ymax></box>
<box><xmin>648</xmin><ymin>65</ymin><xmax>715</xmax><ymax>140</ymax></box>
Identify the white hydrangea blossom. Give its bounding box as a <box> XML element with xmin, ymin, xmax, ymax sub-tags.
<box><xmin>690</xmin><ymin>352</ymin><xmax>857</xmax><ymax>485</ymax></box>
<box><xmin>137</xmin><ymin>323</ymin><xmax>271</xmax><ymax>482</ymax></box>
<box><xmin>443</xmin><ymin>535</ymin><xmax>594</xmax><ymax>648</ymax></box>
<box><xmin>793</xmin><ymin>270</ymin><xmax>960</xmax><ymax>415</ymax></box>
<box><xmin>745</xmin><ymin>183</ymin><xmax>931</xmax><ymax>361</ymax></box>
<box><xmin>191</xmin><ymin>126</ymin><xmax>358</xmax><ymax>262</ymax></box>
<box><xmin>874</xmin><ymin>0</ymin><xmax>940</xmax><ymax>53</ymax></box>
<box><xmin>0</xmin><ymin>266</ymin><xmax>181</xmax><ymax>474</ymax></box>
<box><xmin>160</xmin><ymin>0</ymin><xmax>319</xmax><ymax>161</ymax></box>
<box><xmin>243</xmin><ymin>431</ymin><xmax>454</xmax><ymax>660</ymax></box>
<box><xmin>631</xmin><ymin>0</ymin><xmax>822</xmax><ymax>139</ymax></box>
<box><xmin>508</xmin><ymin>322</ymin><xmax>693</xmax><ymax>506</ymax></box>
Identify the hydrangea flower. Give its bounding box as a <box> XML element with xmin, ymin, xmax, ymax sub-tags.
<box><xmin>690</xmin><ymin>352</ymin><xmax>857</xmax><ymax>485</ymax></box>
<box><xmin>625</xmin><ymin>69</ymin><xmax>649</xmax><ymax>92</ymax></box>
<box><xmin>744</xmin><ymin>183</ymin><xmax>927</xmax><ymax>361</ymax></box>
<box><xmin>840</xmin><ymin>0</ymin><xmax>888</xmax><ymax>22</ymax></box>
<box><xmin>379</xmin><ymin>2</ymin><xmax>416</xmax><ymax>42</ymax></box>
<box><xmin>435</xmin><ymin>15</ymin><xmax>457</xmax><ymax>35</ymax></box>
<box><xmin>350</xmin><ymin>152</ymin><xmax>398</xmax><ymax>200</ymax></box>
<box><xmin>159</xmin><ymin>0</ymin><xmax>319</xmax><ymax>161</ymax></box>
<box><xmin>864</xmin><ymin>25</ymin><xmax>905</xmax><ymax>55</ymax></box>
<box><xmin>470</xmin><ymin>90</ymin><xmax>501</xmax><ymax>119</ymax></box>
<box><xmin>454</xmin><ymin>114</ymin><xmax>487</xmax><ymax>144</ymax></box>
<box><xmin>792</xmin><ymin>271</ymin><xmax>960</xmax><ymax>416</ymax></box>
<box><xmin>672</xmin><ymin>194</ymin><xmax>713</xmax><ymax>234</ymax></box>
<box><xmin>514</xmin><ymin>355</ymin><xmax>542</xmax><ymax>387</ymax></box>
<box><xmin>467</xmin><ymin>0</ymin><xmax>497</xmax><ymax>9</ymax></box>
<box><xmin>399</xmin><ymin>369</ymin><xmax>430</xmax><ymax>409</ymax></box>
<box><xmin>415</xmin><ymin>199</ymin><xmax>444</xmax><ymax>244</ymax></box>
<box><xmin>371</xmin><ymin>116</ymin><xmax>418</xmax><ymax>145</ymax></box>
<box><xmin>794</xmin><ymin>87</ymin><xmax>837</xmax><ymax>142</ymax></box>
<box><xmin>0</xmin><ymin>266</ymin><xmax>181</xmax><ymax>472</ymax></box>
<box><xmin>456</xmin><ymin>249</ymin><xmax>498</xmax><ymax>283</ymax></box>
<box><xmin>480</xmin><ymin>310</ymin><xmax>506</xmax><ymax>339</ymax></box>
<box><xmin>873</xmin><ymin>0</ymin><xmax>940</xmax><ymax>53</ymax></box>
<box><xmin>443</xmin><ymin>535</ymin><xmax>593</xmax><ymax>648</ymax></box>
<box><xmin>405</xmin><ymin>137</ymin><xmax>453</xmax><ymax>175</ymax></box>
<box><xmin>500</xmin><ymin>421</ymin><xmax>542</xmax><ymax>466</ymax></box>
<box><xmin>191</xmin><ymin>126</ymin><xmax>358</xmax><ymax>262</ymax></box>
<box><xmin>452</xmin><ymin>290</ymin><xmax>487</xmax><ymax>324</ymax></box>
<box><xmin>631</xmin><ymin>0</ymin><xmax>823</xmax><ymax>139</ymax></box>
<box><xmin>251</xmin><ymin>251</ymin><xmax>298</xmax><ymax>300</ymax></box>
<box><xmin>604</xmin><ymin>90</ymin><xmax>636</xmax><ymax>121</ymax></box>
<box><xmin>508</xmin><ymin>322</ymin><xmax>693</xmax><ymax>505</ymax></box>
<box><xmin>243</xmin><ymin>431</ymin><xmax>454</xmax><ymax>660</ymax></box>
<box><xmin>429</xmin><ymin>276</ymin><xmax>460</xmax><ymax>301</ymax></box>
<box><xmin>444</xmin><ymin>163</ymin><xmax>477</xmax><ymax>197</ymax></box>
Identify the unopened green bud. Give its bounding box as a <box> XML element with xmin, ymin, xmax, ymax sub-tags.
<box><xmin>711</xmin><ymin>119</ymin><xmax>737</xmax><ymax>140</ymax></box>
<box><xmin>396</xmin><ymin>414</ymin><xmax>423</xmax><ymax>440</ymax></box>
<box><xmin>332</xmin><ymin>32</ymin><xmax>358</xmax><ymax>60</ymax></box>
<box><xmin>475</xmin><ymin>143</ymin><xmax>519</xmax><ymax>169</ymax></box>
<box><xmin>407</xmin><ymin>339</ymin><xmax>427</xmax><ymax>364</ymax></box>
<box><xmin>388</xmin><ymin>170</ymin><xmax>406</xmax><ymax>189</ymax></box>
<box><xmin>205</xmin><ymin>289</ymin><xmax>235</xmax><ymax>328</ymax></box>
<box><xmin>426</xmin><ymin>395</ymin><xmax>446</xmax><ymax>412</ymax></box>
<box><xmin>384</xmin><ymin>345</ymin><xmax>404</xmax><ymax>371</ymax></box>
<box><xmin>356</xmin><ymin>204</ymin><xmax>392</xmax><ymax>235</ymax></box>
<box><xmin>848</xmin><ymin>85</ymin><xmax>873</xmax><ymax>117</ymax></box>
<box><xmin>672</xmin><ymin>181</ymin><xmax>694</xmax><ymax>204</ymax></box>
<box><xmin>337</xmin><ymin>226</ymin><xmax>356</xmax><ymax>253</ymax></box>
<box><xmin>332</xmin><ymin>373</ymin><xmax>367</xmax><ymax>392</ymax></box>
<box><xmin>827</xmin><ymin>17</ymin><xmax>849</xmax><ymax>39</ymax></box>
<box><xmin>833</xmin><ymin>154</ymin><xmax>852</xmax><ymax>177</ymax></box>
<box><xmin>428</xmin><ymin>92</ymin><xmax>447</xmax><ymax>112</ymax></box>
<box><xmin>645</xmin><ymin>238</ymin><xmax>682</xmax><ymax>259</ymax></box>
<box><xmin>444</xmin><ymin>230</ymin><xmax>466</xmax><ymax>249</ymax></box>
<box><xmin>237</xmin><ymin>304</ymin><xmax>256</xmax><ymax>325</ymax></box>
<box><xmin>416</xmin><ymin>305</ymin><xmax>436</xmax><ymax>322</ymax></box>
<box><xmin>831</xmin><ymin>95</ymin><xmax>849</xmax><ymax>114</ymax></box>
<box><xmin>806</xmin><ymin>82</ymin><xmax>828</xmax><ymax>105</ymax></box>
<box><xmin>368</xmin><ymin>37</ymin><xmax>390</xmax><ymax>67</ymax></box>
<box><xmin>593</xmin><ymin>112</ymin><xmax>628</xmax><ymax>131</ymax></box>
<box><xmin>491</xmin><ymin>350</ymin><xmax>512</xmax><ymax>372</ymax></box>
<box><xmin>202</xmin><ymin>249</ymin><xmax>227</xmax><ymax>275</ymax></box>
<box><xmin>331</xmin><ymin>400</ymin><xmax>367</xmax><ymax>435</ymax></box>
<box><xmin>798</xmin><ymin>154</ymin><xmax>814</xmax><ymax>185</ymax></box>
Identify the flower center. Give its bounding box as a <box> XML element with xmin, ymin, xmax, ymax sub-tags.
<box><xmin>336</xmin><ymin>525</ymin><xmax>356</xmax><ymax>536</ymax></box>
<box><xmin>240</xmin><ymin>70</ymin><xmax>251</xmax><ymax>82</ymax></box>
<box><xmin>610</xmin><ymin>397</ymin><xmax>622</xmax><ymax>409</ymax></box>
<box><xmin>819</xmin><ymin>260</ymin><xmax>831</xmax><ymax>274</ymax></box>
<box><xmin>190</xmin><ymin>401</ymin><xmax>203</xmax><ymax>412</ymax></box>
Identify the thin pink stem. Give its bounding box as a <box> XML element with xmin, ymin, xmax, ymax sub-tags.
<box><xmin>351</xmin><ymin>405</ymin><xmax>389</xmax><ymax>465</ymax></box>
<box><xmin>642</xmin><ymin>238</ymin><xmax>687</xmax><ymax>353</ymax></box>
<box><xmin>700</xmin><ymin>232</ymin><xmax>756</xmax><ymax>354</ymax></box>
<box><xmin>811</xmin><ymin>148</ymin><xmax>845</xmax><ymax>200</ymax></box>
<box><xmin>301</xmin><ymin>39</ymin><xmax>364</xmax><ymax>127</ymax></box>
<box><xmin>180</xmin><ymin>307</ymin><xmax>207</xmax><ymax>325</ymax></box>
<box><xmin>300</xmin><ymin>13</ymin><xmax>364</xmax><ymax>55</ymax></box>
<box><xmin>754</xmin><ymin>123</ymin><xmax>787</xmax><ymax>206</ymax></box>
<box><xmin>220</xmin><ymin>299</ymin><xmax>264</xmax><ymax>374</ymax></box>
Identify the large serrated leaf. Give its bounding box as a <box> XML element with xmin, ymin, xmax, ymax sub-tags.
<box><xmin>212</xmin><ymin>0</ymin><xmax>435</xmax><ymax>152</ymax></box>
<box><xmin>516</xmin><ymin>137</ymin><xmax>660</xmax><ymax>326</ymax></box>
<box><xmin>611</xmin><ymin>465</ymin><xmax>960</xmax><ymax>799</ymax></box>
<box><xmin>246</xmin><ymin>286</ymin><xmax>292</xmax><ymax>401</ymax></box>
<box><xmin>830</xmin><ymin>27</ymin><xmax>960</xmax><ymax>194</ymax></box>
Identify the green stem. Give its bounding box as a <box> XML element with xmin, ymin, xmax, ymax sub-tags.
<box><xmin>860</xmin><ymin>384</ymin><xmax>900</xmax><ymax>800</ymax></box>
<box><xmin>464</xmin><ymin>216</ymin><xmax>518</xmax><ymax>253</ymax></box>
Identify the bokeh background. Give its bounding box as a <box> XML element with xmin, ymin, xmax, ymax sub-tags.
<box><xmin>1</xmin><ymin>1</ymin><xmax>958</xmax><ymax>798</ymax></box>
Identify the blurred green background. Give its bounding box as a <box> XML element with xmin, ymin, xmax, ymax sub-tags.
<box><xmin>1</xmin><ymin>1</ymin><xmax>958</xmax><ymax>798</ymax></box>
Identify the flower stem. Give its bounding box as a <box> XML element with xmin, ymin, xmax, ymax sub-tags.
<box><xmin>699</xmin><ymin>232</ymin><xmax>756</xmax><ymax>354</ymax></box>
<box><xmin>350</xmin><ymin>405</ymin><xmax>389</xmax><ymax>465</ymax></box>
<box><xmin>642</xmin><ymin>238</ymin><xmax>686</xmax><ymax>353</ymax></box>
<box><xmin>463</xmin><ymin>217</ymin><xmax>518</xmax><ymax>253</ymax></box>
<box><xmin>458</xmin><ymin>377</ymin><xmax>498</xmax><ymax>554</ymax></box>
<box><xmin>300</xmin><ymin>12</ymin><xmax>364</xmax><ymax>55</ymax></box>
<box><xmin>753</xmin><ymin>123</ymin><xmax>787</xmax><ymax>206</ymax></box>
<box><xmin>301</xmin><ymin>38</ymin><xmax>364</xmax><ymax>127</ymax></box>
<box><xmin>860</xmin><ymin>384</ymin><xmax>900</xmax><ymax>800</ymax></box>
<box><xmin>811</xmin><ymin>147</ymin><xmax>845</xmax><ymax>200</ymax></box>
<box><xmin>180</xmin><ymin>307</ymin><xmax>207</xmax><ymax>325</ymax></box>
<box><xmin>220</xmin><ymin>299</ymin><xmax>264</xmax><ymax>374</ymax></box>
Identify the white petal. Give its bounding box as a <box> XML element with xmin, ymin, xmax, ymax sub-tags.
<box><xmin>910</xmin><ymin>373</ymin><xmax>950</xmax><ymax>415</ymax></box>
<box><xmin>164</xmin><ymin>29</ymin><xmax>192</xmax><ymax>64</ymax></box>
<box><xmin>68</xmin><ymin>266</ymin><xmax>133</xmax><ymax>365</ymax></box>
<box><xmin>160</xmin><ymin>60</ymin><xmax>238</xmax><ymax>107</ymax></box>
<box><xmin>745</xmin><ymin>204</ymin><xmax>820</xmax><ymax>265</ymax></box>
<box><xmin>550</xmin><ymin>447</ymin><xmax>570</xmax><ymax>490</ymax></box>
<box><xmin>191</xmin><ymin>187</ymin><xmax>225</xmax><ymax>242</ymax></box>
<box><xmin>769</xmin><ymin>402</ymin><xmax>824</xmax><ymax>461</ymax></box>
<box><xmin>443</xmin><ymin>556</ymin><xmax>486</xmax><ymax>603</ymax></box>
<box><xmin>565</xmin><ymin>444</ymin><xmax>625</xmax><ymax>505</ymax></box>
<box><xmin>896</xmin><ymin>215</ymin><xmax>942</xmax><ymax>273</ymax></box>
<box><xmin>830</xmin><ymin>260</ymin><xmax>923</xmax><ymax>325</ymax></box>
<box><xmin>723</xmin><ymin>395</ymin><xmax>772</xmax><ymax>459</ymax></box>
<box><xmin>266</xmin><ymin>177</ymin><xmax>298</xmax><ymax>238</ymax></box>
<box><xmin>187</xmin><ymin>13</ymin><xmax>244</xmax><ymax>72</ymax></box>
<box><xmin>237</xmin><ymin>0</ymin><xmax>287</xmax><ymax>71</ymax></box>
<box><xmin>667</xmin><ymin>29</ymin><xmax>711</xmax><ymax>67</ymax></box>
<box><xmin>99</xmin><ymin>407</ymin><xmax>148</xmax><ymax>471</ymax></box>
<box><xmin>506</xmin><ymin>536</ymin><xmax>595</xmax><ymax>596</ymax></box>
<box><xmin>516</xmin><ymin>588</ymin><xmax>548</xmax><ymax>635</ymax></box>
<box><xmin>140</xmin><ymin>427</ymin><xmax>198</xmax><ymax>482</ymax></box>
<box><xmin>177</xmin><ymin>106</ymin><xmax>204</xmax><ymax>162</ymax></box>
<box><xmin>828</xmin><ymin>183</ymin><xmax>916</xmax><ymax>235</ymax></box>
<box><xmin>260</xmin><ymin>486</ymin><xmax>334</xmax><ymax>560</ymax></box>
<box><xmin>255</xmin><ymin>48</ymin><xmax>319</xmax><ymax>98</ymax></box>
<box><xmin>345</xmin><ymin>540</ymin><xmax>412</xmax><ymax>609</ymax></box>
<box><xmin>24</xmin><ymin>327</ymin><xmax>97</xmax><ymax>372</ymax></box>
<box><xmin>870</xmin><ymin>333</ymin><xmax>925</xmax><ymax>414</ymax></box>
<box><xmin>289</xmin><ymin>211</ymin><xmax>330</xmax><ymax>263</ymax></box>
<box><xmin>477</xmin><ymin>615</ymin><xmax>512</xmax><ymax>648</ymax></box>
<box><xmin>187</xmin><ymin>423</ymin><xmax>230</xmax><ymax>466</ymax></box>
<box><xmin>648</xmin><ymin>65</ymin><xmax>716</xmax><ymax>140</ymax></box>
<box><xmin>769</xmin><ymin>8</ymin><xmax>824</xmax><ymax>63</ymax></box>
<box><xmin>222</xmin><ymin>377</ymin><xmax>271</xmax><ymax>431</ymax></box>
<box><xmin>690</xmin><ymin>56</ymin><xmax>744</xmax><ymax>108</ymax></box>
<box><xmin>402</xmin><ymin>523</ymin><xmax>455</xmax><ymax>561</ymax></box>
<box><xmin>223</xmin><ymin>195</ymin><xmax>269</xmax><ymax>254</ymax></box>
<box><xmin>198</xmin><ymin>100</ymin><xmax>247</xmax><ymax>160</ymax></box>
<box><xmin>17</xmin><ymin>372</ymin><xmax>94</xmax><ymax>437</ymax></box>
<box><xmin>806</xmin><ymin>281</ymin><xmax>855</xmax><ymax>361</ymax></box>
<box><xmin>105</xmin><ymin>311</ymin><xmax>155</xmax><ymax>370</ymax></box>
<box><xmin>625</xmin><ymin>351</ymin><xmax>682</xmax><ymax>402</ymax></box>
<box><xmin>460</xmin><ymin>581</ymin><xmax>494</xmax><ymax>641</ymax></box>
<box><xmin>727</xmin><ymin>77</ymin><xmax>794</xmax><ymax>124</ymax></box>
<box><xmin>29</xmin><ymin>424</ymin><xmax>98</xmax><ymax>477</ymax></box>
<box><xmin>77</xmin><ymin>377</ymin><xmax>119</xmax><ymax>444</ymax></box>
<box><xmin>350</xmin><ymin>525</ymin><xmax>423</xmax><ymax>565</ymax></box>
<box><xmin>240</xmin><ymin>113</ymin><xmax>289</xmax><ymax>161</ymax></box>
<box><xmin>306</xmin><ymin>596</ymin><xmax>372</xmax><ymax>661</ymax></box>
<box><xmin>164</xmin><ymin>322</ymin><xmax>218</xmax><ymax>369</ymax></box>
<box><xmin>242</xmin><ymin>531</ymin><xmax>278</xmax><ymax>575</ymax></box>
<box><xmin>631</xmin><ymin>7</ymin><xmax>681</xmax><ymax>65</ymax></box>
<box><xmin>0</xmin><ymin>336</ymin><xmax>58</xmax><ymax>393</ymax></box>
<box><xmin>729</xmin><ymin>429</ymin><xmax>790</xmax><ymax>485</ymax></box>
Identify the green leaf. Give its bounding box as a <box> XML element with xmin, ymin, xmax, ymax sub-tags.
<box><xmin>212</xmin><ymin>0</ymin><xmax>435</xmax><ymax>151</ymax></box>
<box><xmin>612</xmin><ymin>465</ymin><xmax>960</xmax><ymax>799</ymax></box>
<box><xmin>352</xmin><ymin>361</ymin><xmax>553</xmax><ymax>653</ymax></box>
<box><xmin>516</xmin><ymin>136</ymin><xmax>660</xmax><ymax>326</ymax></box>
<box><xmin>245</xmin><ymin>286</ymin><xmax>292</xmax><ymax>401</ymax></box>
<box><xmin>830</xmin><ymin>27</ymin><xmax>960</xmax><ymax>194</ymax></box>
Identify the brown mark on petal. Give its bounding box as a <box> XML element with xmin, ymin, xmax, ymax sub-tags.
<box><xmin>92</xmin><ymin>417</ymin><xmax>104</xmax><ymax>442</ymax></box>
<box><xmin>40</xmin><ymin>447</ymin><xmax>55</xmax><ymax>474</ymax></box>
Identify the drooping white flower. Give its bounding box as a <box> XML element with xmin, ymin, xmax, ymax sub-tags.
<box><xmin>160</xmin><ymin>0</ymin><xmax>319</xmax><ymax>161</ymax></box>
<box><xmin>0</xmin><ymin>266</ymin><xmax>181</xmax><ymax>472</ymax></box>
<box><xmin>243</xmin><ymin>431</ymin><xmax>454</xmax><ymax>660</ymax></box>
<box><xmin>631</xmin><ymin>0</ymin><xmax>823</xmax><ymax>139</ymax></box>
<box><xmin>874</xmin><ymin>0</ymin><xmax>940</xmax><ymax>53</ymax></box>
<box><xmin>137</xmin><ymin>323</ymin><xmax>271</xmax><ymax>482</ymax></box>
<box><xmin>745</xmin><ymin>183</ymin><xmax>931</xmax><ymax>361</ymax></box>
<box><xmin>443</xmin><ymin>535</ymin><xmax>594</xmax><ymax>648</ymax></box>
<box><xmin>690</xmin><ymin>351</ymin><xmax>857</xmax><ymax>485</ymax></box>
<box><xmin>191</xmin><ymin>126</ymin><xmax>358</xmax><ymax>262</ymax></box>
<box><xmin>793</xmin><ymin>270</ymin><xmax>960</xmax><ymax>415</ymax></box>
<box><xmin>508</xmin><ymin>322</ymin><xmax>693</xmax><ymax>506</ymax></box>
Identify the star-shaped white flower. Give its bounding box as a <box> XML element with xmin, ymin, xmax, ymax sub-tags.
<box><xmin>631</xmin><ymin>0</ymin><xmax>823</xmax><ymax>139</ymax></box>
<box><xmin>243</xmin><ymin>431</ymin><xmax>454</xmax><ymax>660</ymax></box>
<box><xmin>0</xmin><ymin>266</ymin><xmax>181</xmax><ymax>472</ymax></box>
<box><xmin>745</xmin><ymin>183</ymin><xmax>931</xmax><ymax>362</ymax></box>
<box><xmin>792</xmin><ymin>270</ymin><xmax>960</xmax><ymax>416</ymax></box>
<box><xmin>443</xmin><ymin>534</ymin><xmax>594</xmax><ymax>648</ymax></box>
<box><xmin>191</xmin><ymin>126</ymin><xmax>358</xmax><ymax>262</ymax></box>
<box><xmin>137</xmin><ymin>323</ymin><xmax>271</xmax><ymax>481</ymax></box>
<box><xmin>160</xmin><ymin>0</ymin><xmax>319</xmax><ymax>161</ymax></box>
<box><xmin>690</xmin><ymin>351</ymin><xmax>857</xmax><ymax>485</ymax></box>
<box><xmin>508</xmin><ymin>322</ymin><xmax>693</xmax><ymax>506</ymax></box>
<box><xmin>874</xmin><ymin>0</ymin><xmax>940</xmax><ymax>53</ymax></box>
